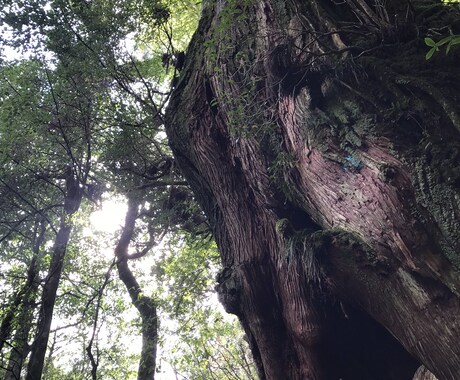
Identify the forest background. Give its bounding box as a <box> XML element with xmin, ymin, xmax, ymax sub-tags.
<box><xmin>0</xmin><ymin>0</ymin><xmax>257</xmax><ymax>379</ymax></box>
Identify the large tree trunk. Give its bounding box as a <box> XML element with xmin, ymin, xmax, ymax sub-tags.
<box><xmin>165</xmin><ymin>0</ymin><xmax>460</xmax><ymax>379</ymax></box>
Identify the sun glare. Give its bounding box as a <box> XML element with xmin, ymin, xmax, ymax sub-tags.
<box><xmin>90</xmin><ymin>197</ymin><xmax>128</xmax><ymax>233</ymax></box>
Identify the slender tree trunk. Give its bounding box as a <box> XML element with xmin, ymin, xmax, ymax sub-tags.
<box><xmin>0</xmin><ymin>221</ymin><xmax>44</xmax><ymax>353</ymax></box>
<box><xmin>115</xmin><ymin>197</ymin><xmax>157</xmax><ymax>380</ymax></box>
<box><xmin>26</xmin><ymin>168</ymin><xmax>83</xmax><ymax>380</ymax></box>
<box><xmin>4</xmin><ymin>254</ymin><xmax>42</xmax><ymax>380</ymax></box>
<box><xmin>4</xmin><ymin>298</ymin><xmax>36</xmax><ymax>380</ymax></box>
<box><xmin>165</xmin><ymin>0</ymin><xmax>460</xmax><ymax>379</ymax></box>
<box><xmin>1</xmin><ymin>220</ymin><xmax>45</xmax><ymax>380</ymax></box>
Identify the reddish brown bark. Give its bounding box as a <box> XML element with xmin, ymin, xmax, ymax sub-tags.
<box><xmin>166</xmin><ymin>0</ymin><xmax>460</xmax><ymax>379</ymax></box>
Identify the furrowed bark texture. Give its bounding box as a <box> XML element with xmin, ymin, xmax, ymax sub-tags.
<box><xmin>165</xmin><ymin>0</ymin><xmax>460</xmax><ymax>379</ymax></box>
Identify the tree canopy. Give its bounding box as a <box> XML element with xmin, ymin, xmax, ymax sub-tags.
<box><xmin>0</xmin><ymin>0</ymin><xmax>255</xmax><ymax>379</ymax></box>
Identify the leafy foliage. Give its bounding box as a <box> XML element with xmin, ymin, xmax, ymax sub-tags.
<box><xmin>156</xmin><ymin>236</ymin><xmax>257</xmax><ymax>379</ymax></box>
<box><xmin>425</xmin><ymin>35</ymin><xmax>460</xmax><ymax>59</ymax></box>
<box><xmin>0</xmin><ymin>1</ymin><xmax>253</xmax><ymax>379</ymax></box>
<box><xmin>424</xmin><ymin>0</ymin><xmax>460</xmax><ymax>59</ymax></box>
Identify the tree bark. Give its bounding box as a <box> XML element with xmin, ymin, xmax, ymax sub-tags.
<box><xmin>413</xmin><ymin>366</ymin><xmax>438</xmax><ymax>380</ymax></box>
<box><xmin>115</xmin><ymin>196</ymin><xmax>158</xmax><ymax>380</ymax></box>
<box><xmin>2</xmin><ymin>220</ymin><xmax>45</xmax><ymax>380</ymax></box>
<box><xmin>26</xmin><ymin>168</ymin><xmax>83</xmax><ymax>380</ymax></box>
<box><xmin>165</xmin><ymin>0</ymin><xmax>460</xmax><ymax>379</ymax></box>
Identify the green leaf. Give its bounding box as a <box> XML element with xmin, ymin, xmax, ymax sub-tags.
<box><xmin>445</xmin><ymin>36</ymin><xmax>460</xmax><ymax>54</ymax></box>
<box><xmin>450</xmin><ymin>36</ymin><xmax>460</xmax><ymax>45</ymax></box>
<box><xmin>437</xmin><ymin>36</ymin><xmax>452</xmax><ymax>46</ymax></box>
<box><xmin>424</xmin><ymin>37</ymin><xmax>436</xmax><ymax>47</ymax></box>
<box><xmin>426</xmin><ymin>47</ymin><xmax>436</xmax><ymax>60</ymax></box>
